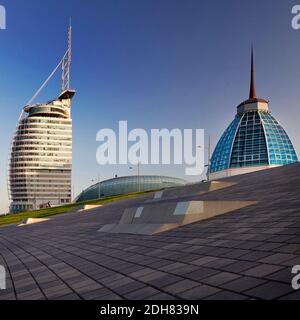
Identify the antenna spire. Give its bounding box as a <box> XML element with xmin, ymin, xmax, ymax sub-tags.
<box><xmin>62</xmin><ymin>19</ymin><xmax>72</xmax><ymax>92</ymax></box>
<box><xmin>249</xmin><ymin>46</ymin><xmax>256</xmax><ymax>99</ymax></box>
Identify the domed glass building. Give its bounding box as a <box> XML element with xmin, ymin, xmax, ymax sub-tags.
<box><xmin>76</xmin><ymin>175</ymin><xmax>186</xmax><ymax>202</ymax></box>
<box><xmin>210</xmin><ymin>50</ymin><xmax>298</xmax><ymax>180</ymax></box>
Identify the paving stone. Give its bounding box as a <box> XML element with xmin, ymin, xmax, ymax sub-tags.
<box><xmin>163</xmin><ymin>279</ymin><xmax>200</xmax><ymax>294</ymax></box>
<box><xmin>185</xmin><ymin>267</ymin><xmax>219</xmax><ymax>281</ymax></box>
<box><xmin>281</xmin><ymin>256</ymin><xmax>300</xmax><ymax>267</ymax></box>
<box><xmin>204</xmin><ymin>290</ymin><xmax>248</xmax><ymax>300</ymax></box>
<box><xmin>255</xmin><ymin>242</ymin><xmax>286</xmax><ymax>252</ymax></box>
<box><xmin>15</xmin><ymin>284</ymin><xmax>40</xmax><ymax>294</ymax></box>
<box><xmin>259</xmin><ymin>253</ymin><xmax>297</xmax><ymax>265</ymax></box>
<box><xmin>147</xmin><ymin>274</ymin><xmax>183</xmax><ymax>288</ymax></box>
<box><xmin>124</xmin><ymin>287</ymin><xmax>160</xmax><ymax>300</ymax></box>
<box><xmin>221</xmin><ymin>276</ymin><xmax>267</xmax><ymax>292</ymax></box>
<box><xmin>129</xmin><ymin>268</ymin><xmax>156</xmax><ymax>279</ymax></box>
<box><xmin>279</xmin><ymin>290</ymin><xmax>300</xmax><ymax>300</ymax></box>
<box><xmin>275</xmin><ymin>244</ymin><xmax>300</xmax><ymax>254</ymax></box>
<box><xmin>245</xmin><ymin>282</ymin><xmax>293</xmax><ymax>300</ymax></box>
<box><xmin>95</xmin><ymin>293</ymin><xmax>123</xmax><ymax>300</ymax></box>
<box><xmin>265</xmin><ymin>267</ymin><xmax>294</xmax><ymax>284</ymax></box>
<box><xmin>81</xmin><ymin>288</ymin><xmax>115</xmax><ymax>300</ymax></box>
<box><xmin>177</xmin><ymin>285</ymin><xmax>220</xmax><ymax>299</ymax></box>
<box><xmin>221</xmin><ymin>261</ymin><xmax>259</xmax><ymax>273</ymax></box>
<box><xmin>222</xmin><ymin>249</ymin><xmax>252</xmax><ymax>259</ymax></box>
<box><xmin>106</xmin><ymin>277</ymin><xmax>134</xmax><ymax>290</ymax></box>
<box><xmin>113</xmin><ymin>281</ymin><xmax>146</xmax><ymax>295</ymax></box>
<box><xmin>201</xmin><ymin>272</ymin><xmax>241</xmax><ymax>286</ymax></box>
<box><xmin>17</xmin><ymin>288</ymin><xmax>45</xmax><ymax>300</ymax></box>
<box><xmin>238</xmin><ymin>251</ymin><xmax>274</xmax><ymax>262</ymax></box>
<box><xmin>204</xmin><ymin>258</ymin><xmax>236</xmax><ymax>269</ymax></box>
<box><xmin>159</xmin><ymin>262</ymin><xmax>186</xmax><ymax>272</ymax></box>
<box><xmin>145</xmin><ymin>292</ymin><xmax>177</xmax><ymax>300</ymax></box>
<box><xmin>46</xmin><ymin>288</ymin><xmax>74</xmax><ymax>299</ymax></box>
<box><xmin>140</xmin><ymin>271</ymin><xmax>168</xmax><ymax>282</ymax></box>
<box><xmin>54</xmin><ymin>293</ymin><xmax>81</xmax><ymax>300</ymax></box>
<box><xmin>190</xmin><ymin>256</ymin><xmax>219</xmax><ymax>266</ymax></box>
<box><xmin>242</xmin><ymin>264</ymin><xmax>284</xmax><ymax>277</ymax></box>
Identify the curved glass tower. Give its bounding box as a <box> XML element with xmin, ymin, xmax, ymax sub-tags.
<box><xmin>8</xmin><ymin>25</ymin><xmax>75</xmax><ymax>213</ymax></box>
<box><xmin>210</xmin><ymin>50</ymin><xmax>298</xmax><ymax>180</ymax></box>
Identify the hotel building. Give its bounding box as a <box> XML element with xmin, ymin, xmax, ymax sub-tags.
<box><xmin>8</xmin><ymin>25</ymin><xmax>75</xmax><ymax>213</ymax></box>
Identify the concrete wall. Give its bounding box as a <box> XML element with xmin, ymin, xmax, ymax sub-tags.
<box><xmin>210</xmin><ymin>165</ymin><xmax>279</xmax><ymax>180</ymax></box>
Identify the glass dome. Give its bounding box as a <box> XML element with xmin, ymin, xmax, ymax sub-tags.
<box><xmin>210</xmin><ymin>49</ymin><xmax>298</xmax><ymax>178</ymax></box>
<box><xmin>211</xmin><ymin>111</ymin><xmax>298</xmax><ymax>174</ymax></box>
<box><xmin>76</xmin><ymin>175</ymin><xmax>186</xmax><ymax>202</ymax></box>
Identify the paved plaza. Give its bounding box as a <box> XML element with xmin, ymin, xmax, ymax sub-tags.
<box><xmin>1</xmin><ymin>164</ymin><xmax>300</xmax><ymax>300</ymax></box>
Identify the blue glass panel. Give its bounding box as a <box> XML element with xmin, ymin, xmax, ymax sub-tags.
<box><xmin>260</xmin><ymin>112</ymin><xmax>298</xmax><ymax>165</ymax></box>
<box><xmin>230</xmin><ymin>111</ymin><xmax>268</xmax><ymax>168</ymax></box>
<box><xmin>210</xmin><ymin>115</ymin><xmax>242</xmax><ymax>173</ymax></box>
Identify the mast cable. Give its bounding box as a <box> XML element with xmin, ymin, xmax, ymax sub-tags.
<box><xmin>25</xmin><ymin>50</ymin><xmax>69</xmax><ymax>107</ymax></box>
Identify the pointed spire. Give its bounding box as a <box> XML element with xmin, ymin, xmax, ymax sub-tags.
<box><xmin>249</xmin><ymin>46</ymin><xmax>256</xmax><ymax>99</ymax></box>
<box><xmin>67</xmin><ymin>17</ymin><xmax>72</xmax><ymax>90</ymax></box>
<box><xmin>61</xmin><ymin>19</ymin><xmax>72</xmax><ymax>92</ymax></box>
<box><xmin>59</xmin><ymin>19</ymin><xmax>75</xmax><ymax>101</ymax></box>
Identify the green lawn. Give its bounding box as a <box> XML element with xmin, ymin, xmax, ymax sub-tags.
<box><xmin>0</xmin><ymin>190</ymin><xmax>156</xmax><ymax>227</ymax></box>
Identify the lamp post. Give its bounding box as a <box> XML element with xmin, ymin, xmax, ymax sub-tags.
<box><xmin>91</xmin><ymin>175</ymin><xmax>101</xmax><ymax>199</ymax></box>
<box><xmin>33</xmin><ymin>190</ymin><xmax>37</xmax><ymax>210</ymax></box>
<box><xmin>98</xmin><ymin>175</ymin><xmax>101</xmax><ymax>199</ymax></box>
<box><xmin>138</xmin><ymin>162</ymin><xmax>141</xmax><ymax>192</ymax></box>
<box><xmin>207</xmin><ymin>135</ymin><xmax>211</xmax><ymax>182</ymax></box>
<box><xmin>198</xmin><ymin>135</ymin><xmax>211</xmax><ymax>182</ymax></box>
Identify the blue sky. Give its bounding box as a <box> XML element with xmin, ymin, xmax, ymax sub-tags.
<box><xmin>0</xmin><ymin>0</ymin><xmax>300</xmax><ymax>213</ymax></box>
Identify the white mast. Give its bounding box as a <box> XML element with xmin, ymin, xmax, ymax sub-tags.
<box><xmin>62</xmin><ymin>18</ymin><xmax>72</xmax><ymax>92</ymax></box>
<box><xmin>25</xmin><ymin>20</ymin><xmax>74</xmax><ymax>106</ymax></box>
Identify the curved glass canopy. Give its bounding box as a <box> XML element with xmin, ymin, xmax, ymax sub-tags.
<box><xmin>76</xmin><ymin>175</ymin><xmax>186</xmax><ymax>202</ymax></box>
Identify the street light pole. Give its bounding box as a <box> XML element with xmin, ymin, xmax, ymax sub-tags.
<box><xmin>198</xmin><ymin>134</ymin><xmax>212</xmax><ymax>182</ymax></box>
<box><xmin>138</xmin><ymin>162</ymin><xmax>141</xmax><ymax>192</ymax></box>
<box><xmin>98</xmin><ymin>175</ymin><xmax>101</xmax><ymax>199</ymax></box>
<box><xmin>129</xmin><ymin>163</ymin><xmax>141</xmax><ymax>192</ymax></box>
<box><xmin>91</xmin><ymin>176</ymin><xmax>101</xmax><ymax>199</ymax></box>
<box><xmin>33</xmin><ymin>191</ymin><xmax>36</xmax><ymax>210</ymax></box>
<box><xmin>207</xmin><ymin>135</ymin><xmax>211</xmax><ymax>182</ymax></box>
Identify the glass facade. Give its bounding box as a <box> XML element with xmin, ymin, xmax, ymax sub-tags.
<box><xmin>211</xmin><ymin>110</ymin><xmax>298</xmax><ymax>174</ymax></box>
<box><xmin>210</xmin><ymin>116</ymin><xmax>241</xmax><ymax>173</ymax></box>
<box><xmin>260</xmin><ymin>113</ymin><xmax>298</xmax><ymax>166</ymax></box>
<box><xmin>76</xmin><ymin>175</ymin><xmax>186</xmax><ymax>202</ymax></box>
<box><xmin>230</xmin><ymin>111</ymin><xmax>268</xmax><ymax>168</ymax></box>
